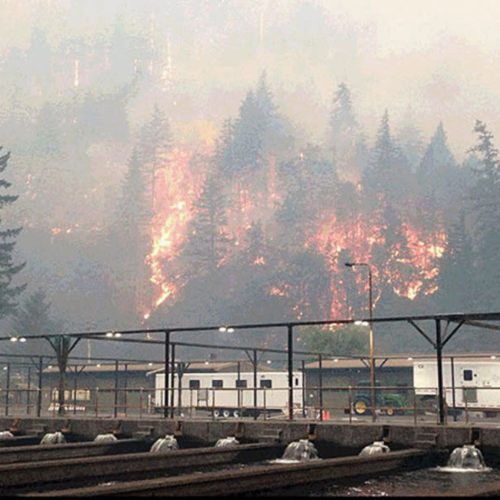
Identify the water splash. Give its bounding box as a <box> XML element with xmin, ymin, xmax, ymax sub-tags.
<box><xmin>40</xmin><ymin>431</ymin><xmax>66</xmax><ymax>445</ymax></box>
<box><xmin>215</xmin><ymin>436</ymin><xmax>240</xmax><ymax>447</ymax></box>
<box><xmin>94</xmin><ymin>433</ymin><xmax>118</xmax><ymax>443</ymax></box>
<box><xmin>150</xmin><ymin>434</ymin><xmax>179</xmax><ymax>453</ymax></box>
<box><xmin>272</xmin><ymin>439</ymin><xmax>320</xmax><ymax>463</ymax></box>
<box><xmin>438</xmin><ymin>445</ymin><xmax>491</xmax><ymax>473</ymax></box>
<box><xmin>359</xmin><ymin>441</ymin><xmax>391</xmax><ymax>457</ymax></box>
<box><xmin>0</xmin><ymin>431</ymin><xmax>14</xmax><ymax>440</ymax></box>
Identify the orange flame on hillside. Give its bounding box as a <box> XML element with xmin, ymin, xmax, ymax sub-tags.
<box><xmin>144</xmin><ymin>148</ymin><xmax>205</xmax><ymax>317</ymax></box>
<box><xmin>310</xmin><ymin>215</ymin><xmax>447</xmax><ymax>318</ymax></box>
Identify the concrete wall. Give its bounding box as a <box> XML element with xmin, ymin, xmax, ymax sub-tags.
<box><xmin>0</xmin><ymin>416</ymin><xmax>488</xmax><ymax>452</ymax></box>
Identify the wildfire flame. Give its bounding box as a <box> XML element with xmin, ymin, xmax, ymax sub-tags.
<box><xmin>144</xmin><ymin>148</ymin><xmax>204</xmax><ymax>317</ymax></box>
<box><xmin>144</xmin><ymin>150</ymin><xmax>448</xmax><ymax>322</ymax></box>
<box><xmin>310</xmin><ymin>215</ymin><xmax>447</xmax><ymax>317</ymax></box>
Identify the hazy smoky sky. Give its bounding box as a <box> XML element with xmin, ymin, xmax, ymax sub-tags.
<box><xmin>1</xmin><ymin>0</ymin><xmax>499</xmax><ymax>157</ymax></box>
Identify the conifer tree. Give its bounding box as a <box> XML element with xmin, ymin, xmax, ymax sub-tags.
<box><xmin>437</xmin><ymin>211</ymin><xmax>477</xmax><ymax>311</ymax></box>
<box><xmin>328</xmin><ymin>82</ymin><xmax>361</xmax><ymax>181</ymax></box>
<box><xmin>112</xmin><ymin>149</ymin><xmax>151</xmax><ymax>318</ymax></box>
<box><xmin>10</xmin><ymin>289</ymin><xmax>57</xmax><ymax>357</ymax></box>
<box><xmin>362</xmin><ymin>110</ymin><xmax>412</xmax><ymax>209</ymax></box>
<box><xmin>231</xmin><ymin>90</ymin><xmax>264</xmax><ymax>173</ymax></box>
<box><xmin>137</xmin><ymin>104</ymin><xmax>172</xmax><ymax>210</ymax></box>
<box><xmin>0</xmin><ymin>148</ymin><xmax>25</xmax><ymax>318</ymax></box>
<box><xmin>329</xmin><ymin>82</ymin><xmax>357</xmax><ymax>149</ymax></box>
<box><xmin>468</xmin><ymin>120</ymin><xmax>500</xmax><ymax>308</ymax></box>
<box><xmin>183</xmin><ymin>174</ymin><xmax>230</xmax><ymax>273</ymax></box>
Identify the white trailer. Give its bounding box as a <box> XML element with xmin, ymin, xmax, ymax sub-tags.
<box><xmin>154</xmin><ymin>370</ymin><xmax>303</xmax><ymax>418</ymax></box>
<box><xmin>413</xmin><ymin>358</ymin><xmax>500</xmax><ymax>415</ymax></box>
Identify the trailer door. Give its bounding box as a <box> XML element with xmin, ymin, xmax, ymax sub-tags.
<box><xmin>461</xmin><ymin>368</ymin><xmax>478</xmax><ymax>405</ymax></box>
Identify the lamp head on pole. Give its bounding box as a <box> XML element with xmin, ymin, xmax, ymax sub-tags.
<box><xmin>345</xmin><ymin>262</ymin><xmax>355</xmax><ymax>268</ymax></box>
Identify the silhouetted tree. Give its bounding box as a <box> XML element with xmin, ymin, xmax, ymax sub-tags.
<box><xmin>468</xmin><ymin>120</ymin><xmax>500</xmax><ymax>309</ymax></box>
<box><xmin>183</xmin><ymin>175</ymin><xmax>230</xmax><ymax>273</ymax></box>
<box><xmin>0</xmin><ymin>148</ymin><xmax>25</xmax><ymax>319</ymax></box>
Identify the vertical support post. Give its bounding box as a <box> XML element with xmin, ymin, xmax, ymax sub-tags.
<box><xmin>124</xmin><ymin>363</ymin><xmax>128</xmax><ymax>416</ymax></box>
<box><xmin>464</xmin><ymin>386</ymin><xmax>469</xmax><ymax>424</ymax></box>
<box><xmin>164</xmin><ymin>331</ymin><xmax>170</xmax><ymax>418</ymax></box>
<box><xmin>26</xmin><ymin>366</ymin><xmax>32</xmax><ymax>415</ymax></box>
<box><xmin>348</xmin><ymin>386</ymin><xmax>353</xmax><ymax>424</ymax></box>
<box><xmin>177</xmin><ymin>365</ymin><xmax>183</xmax><ymax>415</ymax></box>
<box><xmin>413</xmin><ymin>388</ymin><xmax>417</xmax><ymax>427</ymax></box>
<box><xmin>318</xmin><ymin>355</ymin><xmax>323</xmax><ymax>422</ymax></box>
<box><xmin>114</xmin><ymin>360</ymin><xmax>119</xmax><ymax>418</ymax></box>
<box><xmin>139</xmin><ymin>387</ymin><xmax>143</xmax><ymax>419</ymax></box>
<box><xmin>95</xmin><ymin>388</ymin><xmax>99</xmax><ymax>417</ymax></box>
<box><xmin>73</xmin><ymin>368</ymin><xmax>78</xmax><ymax>415</ymax></box>
<box><xmin>451</xmin><ymin>356</ymin><xmax>457</xmax><ymax>422</ymax></box>
<box><xmin>368</xmin><ymin>269</ymin><xmax>376</xmax><ymax>423</ymax></box>
<box><xmin>4</xmin><ymin>363</ymin><xmax>10</xmax><ymax>416</ymax></box>
<box><xmin>237</xmin><ymin>361</ymin><xmax>241</xmax><ymax>411</ymax></box>
<box><xmin>301</xmin><ymin>359</ymin><xmax>306</xmax><ymax>418</ymax></box>
<box><xmin>170</xmin><ymin>343</ymin><xmax>176</xmax><ymax>418</ymax></box>
<box><xmin>287</xmin><ymin>324</ymin><xmax>294</xmax><ymax>421</ymax></box>
<box><xmin>37</xmin><ymin>357</ymin><xmax>43</xmax><ymax>417</ymax></box>
<box><xmin>253</xmin><ymin>349</ymin><xmax>257</xmax><ymax>420</ymax></box>
<box><xmin>435</xmin><ymin>319</ymin><xmax>445</xmax><ymax>425</ymax></box>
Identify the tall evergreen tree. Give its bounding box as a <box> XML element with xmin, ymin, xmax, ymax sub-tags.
<box><xmin>137</xmin><ymin>104</ymin><xmax>172</xmax><ymax>211</ymax></box>
<box><xmin>362</xmin><ymin>110</ymin><xmax>413</xmax><ymax>209</ymax></box>
<box><xmin>0</xmin><ymin>148</ymin><xmax>25</xmax><ymax>318</ymax></box>
<box><xmin>231</xmin><ymin>90</ymin><xmax>264</xmax><ymax>173</ymax></box>
<box><xmin>468</xmin><ymin>120</ymin><xmax>500</xmax><ymax>309</ymax></box>
<box><xmin>436</xmin><ymin>211</ymin><xmax>477</xmax><ymax>311</ymax></box>
<box><xmin>112</xmin><ymin>149</ymin><xmax>151</xmax><ymax>316</ymax></box>
<box><xmin>417</xmin><ymin>122</ymin><xmax>461</xmax><ymax>227</ymax></box>
<box><xmin>183</xmin><ymin>174</ymin><xmax>230</xmax><ymax>273</ymax></box>
<box><xmin>10</xmin><ymin>289</ymin><xmax>58</xmax><ymax>357</ymax></box>
<box><xmin>329</xmin><ymin>82</ymin><xmax>360</xmax><ymax>181</ymax></box>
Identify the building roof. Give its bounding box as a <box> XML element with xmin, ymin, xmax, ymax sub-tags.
<box><xmin>43</xmin><ymin>363</ymin><xmax>162</xmax><ymax>374</ymax></box>
<box><xmin>147</xmin><ymin>360</ymin><xmax>274</xmax><ymax>376</ymax></box>
<box><xmin>305</xmin><ymin>353</ymin><xmax>500</xmax><ymax>370</ymax></box>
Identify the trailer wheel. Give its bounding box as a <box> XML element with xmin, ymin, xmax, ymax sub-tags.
<box><xmin>213</xmin><ymin>409</ymin><xmax>220</xmax><ymax>418</ymax></box>
<box><xmin>232</xmin><ymin>410</ymin><xmax>240</xmax><ymax>418</ymax></box>
<box><xmin>222</xmin><ymin>409</ymin><xmax>231</xmax><ymax>418</ymax></box>
<box><xmin>353</xmin><ymin>399</ymin><xmax>369</xmax><ymax>415</ymax></box>
<box><xmin>385</xmin><ymin>407</ymin><xmax>394</xmax><ymax>417</ymax></box>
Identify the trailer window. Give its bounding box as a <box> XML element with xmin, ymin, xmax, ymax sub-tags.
<box><xmin>295</xmin><ymin>378</ymin><xmax>300</xmax><ymax>386</ymax></box>
<box><xmin>463</xmin><ymin>370</ymin><xmax>473</xmax><ymax>381</ymax></box>
<box><xmin>235</xmin><ymin>379</ymin><xmax>247</xmax><ymax>388</ymax></box>
<box><xmin>212</xmin><ymin>380</ymin><xmax>223</xmax><ymax>388</ymax></box>
<box><xmin>189</xmin><ymin>380</ymin><xmax>200</xmax><ymax>389</ymax></box>
<box><xmin>260</xmin><ymin>379</ymin><xmax>272</xmax><ymax>389</ymax></box>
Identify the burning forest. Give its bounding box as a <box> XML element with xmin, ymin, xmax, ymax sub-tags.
<box><xmin>0</xmin><ymin>0</ymin><xmax>499</xmax><ymax>355</ymax></box>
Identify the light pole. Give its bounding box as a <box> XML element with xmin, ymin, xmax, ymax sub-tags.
<box><xmin>345</xmin><ymin>262</ymin><xmax>376</xmax><ymax>422</ymax></box>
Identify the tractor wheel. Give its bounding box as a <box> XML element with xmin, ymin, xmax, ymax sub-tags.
<box><xmin>353</xmin><ymin>399</ymin><xmax>369</xmax><ymax>415</ymax></box>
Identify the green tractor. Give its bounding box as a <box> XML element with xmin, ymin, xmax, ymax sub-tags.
<box><xmin>352</xmin><ymin>381</ymin><xmax>409</xmax><ymax>416</ymax></box>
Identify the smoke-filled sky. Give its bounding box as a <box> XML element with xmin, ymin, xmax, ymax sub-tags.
<box><xmin>1</xmin><ymin>0</ymin><xmax>499</xmax><ymax>157</ymax></box>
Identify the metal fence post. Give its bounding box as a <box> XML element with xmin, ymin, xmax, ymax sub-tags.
<box><xmin>5</xmin><ymin>363</ymin><xmax>10</xmax><ymax>417</ymax></box>
<box><xmin>287</xmin><ymin>324</ymin><xmax>294</xmax><ymax>421</ymax></box>
<box><xmin>318</xmin><ymin>355</ymin><xmax>323</xmax><ymax>422</ymax></box>
<box><xmin>464</xmin><ymin>386</ymin><xmax>469</xmax><ymax>424</ymax></box>
<box><xmin>114</xmin><ymin>360</ymin><xmax>119</xmax><ymax>418</ymax></box>
<box><xmin>73</xmin><ymin>372</ymin><xmax>77</xmax><ymax>415</ymax></box>
<box><xmin>348</xmin><ymin>386</ymin><xmax>353</xmax><ymax>424</ymax></box>
<box><xmin>26</xmin><ymin>366</ymin><xmax>31</xmax><ymax>415</ymax></box>
<box><xmin>212</xmin><ymin>387</ymin><xmax>215</xmax><ymax>420</ymax></box>
<box><xmin>413</xmin><ymin>388</ymin><xmax>417</xmax><ymax>427</ymax></box>
<box><xmin>37</xmin><ymin>357</ymin><xmax>43</xmax><ymax>417</ymax></box>
<box><xmin>139</xmin><ymin>387</ymin><xmax>144</xmax><ymax>419</ymax></box>
<box><xmin>95</xmin><ymin>388</ymin><xmax>99</xmax><ymax>417</ymax></box>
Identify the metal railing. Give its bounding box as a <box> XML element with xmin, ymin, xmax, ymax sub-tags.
<box><xmin>1</xmin><ymin>384</ymin><xmax>500</xmax><ymax>424</ymax></box>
